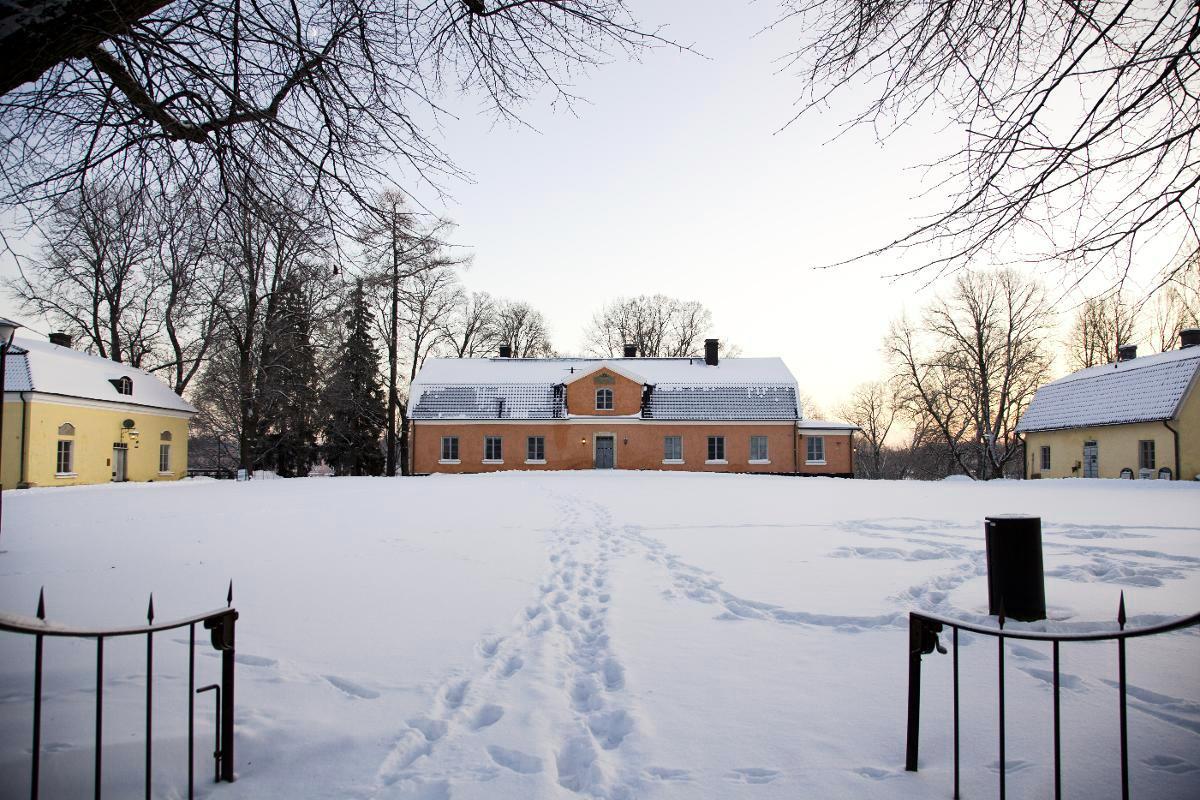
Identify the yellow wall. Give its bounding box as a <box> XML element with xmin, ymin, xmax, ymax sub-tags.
<box><xmin>2</xmin><ymin>397</ymin><xmax>190</xmax><ymax>488</ymax></box>
<box><xmin>1177</xmin><ymin>379</ymin><xmax>1200</xmax><ymax>480</ymax></box>
<box><xmin>1026</xmin><ymin>420</ymin><xmax>1181</xmax><ymax>479</ymax></box>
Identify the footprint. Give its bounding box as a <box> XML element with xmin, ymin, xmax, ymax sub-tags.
<box><xmin>727</xmin><ymin>768</ymin><xmax>780</xmax><ymax>784</ymax></box>
<box><xmin>1143</xmin><ymin>755</ymin><xmax>1198</xmax><ymax>774</ymax></box>
<box><xmin>500</xmin><ymin>655</ymin><xmax>524</xmax><ymax>678</ymax></box>
<box><xmin>477</xmin><ymin>636</ymin><xmax>503</xmax><ymax>659</ymax></box>
<box><xmin>525</xmin><ymin>605</ymin><xmax>543</xmax><ymax>620</ymax></box>
<box><xmin>488</xmin><ymin>745</ymin><xmax>544</xmax><ymax>774</ymax></box>
<box><xmin>602</xmin><ymin>658</ymin><xmax>625</xmax><ymax>691</ymax></box>
<box><xmin>444</xmin><ymin>680</ymin><xmax>469</xmax><ymax>710</ymax></box>
<box><xmin>235</xmin><ymin>653</ymin><xmax>278</xmax><ymax>667</ymax></box>
<box><xmin>857</xmin><ymin>766</ymin><xmax>901</xmax><ymax>780</ymax></box>
<box><xmin>571</xmin><ymin>676</ymin><xmax>602</xmax><ymax>712</ymax></box>
<box><xmin>556</xmin><ymin>736</ymin><xmax>600</xmax><ymax>792</ymax></box>
<box><xmin>986</xmin><ymin>759</ymin><xmax>1034</xmax><ymax>774</ymax></box>
<box><xmin>407</xmin><ymin>717</ymin><xmax>447</xmax><ymax>742</ymax></box>
<box><xmin>379</xmin><ymin>729</ymin><xmax>432</xmax><ymax>774</ymax></box>
<box><xmin>644</xmin><ymin>766</ymin><xmax>691</xmax><ymax>782</ymax></box>
<box><xmin>473</xmin><ymin>704</ymin><xmax>505</xmax><ymax>729</ymax></box>
<box><xmin>588</xmin><ymin>709</ymin><xmax>634</xmax><ymax>750</ymax></box>
<box><xmin>324</xmin><ymin>675</ymin><xmax>380</xmax><ymax>699</ymax></box>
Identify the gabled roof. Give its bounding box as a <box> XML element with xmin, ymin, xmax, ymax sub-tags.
<box><xmin>1016</xmin><ymin>346</ymin><xmax>1200</xmax><ymax>432</ymax></box>
<box><xmin>3</xmin><ymin>335</ymin><xmax>197</xmax><ymax>415</ymax></box>
<box><xmin>410</xmin><ymin>356</ymin><xmax>801</xmax><ymax>421</ymax></box>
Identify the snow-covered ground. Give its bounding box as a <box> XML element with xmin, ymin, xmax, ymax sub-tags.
<box><xmin>0</xmin><ymin>473</ymin><xmax>1197</xmax><ymax>799</ymax></box>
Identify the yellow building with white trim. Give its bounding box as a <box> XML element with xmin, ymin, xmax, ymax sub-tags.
<box><xmin>2</xmin><ymin>334</ymin><xmax>196</xmax><ymax>488</ymax></box>
<box><xmin>1017</xmin><ymin>332</ymin><xmax>1200</xmax><ymax>481</ymax></box>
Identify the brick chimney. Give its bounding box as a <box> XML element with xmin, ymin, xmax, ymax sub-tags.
<box><xmin>1181</xmin><ymin>328</ymin><xmax>1200</xmax><ymax>349</ymax></box>
<box><xmin>704</xmin><ymin>338</ymin><xmax>719</xmax><ymax>367</ymax></box>
<box><xmin>623</xmin><ymin>343</ymin><xmax>637</xmax><ymax>358</ymax></box>
<box><xmin>49</xmin><ymin>332</ymin><xmax>72</xmax><ymax>348</ymax></box>
<box><xmin>1117</xmin><ymin>344</ymin><xmax>1137</xmax><ymax>362</ymax></box>
<box><xmin>498</xmin><ymin>343</ymin><xmax>512</xmax><ymax>358</ymax></box>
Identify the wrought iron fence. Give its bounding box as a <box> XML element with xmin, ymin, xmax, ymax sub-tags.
<box><xmin>0</xmin><ymin>583</ymin><xmax>239</xmax><ymax>800</ymax></box>
<box><xmin>905</xmin><ymin>592</ymin><xmax>1200</xmax><ymax>800</ymax></box>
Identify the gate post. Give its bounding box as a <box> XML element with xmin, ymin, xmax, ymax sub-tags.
<box><xmin>905</xmin><ymin>613</ymin><xmax>922</xmax><ymax>771</ymax></box>
<box><xmin>204</xmin><ymin>610</ymin><xmax>238</xmax><ymax>782</ymax></box>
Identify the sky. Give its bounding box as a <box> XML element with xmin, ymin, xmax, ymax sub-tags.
<box><xmin>0</xmin><ymin>0</ymin><xmax>1179</xmax><ymax>414</ymax></box>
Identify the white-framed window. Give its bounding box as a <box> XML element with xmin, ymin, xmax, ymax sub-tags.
<box><xmin>441</xmin><ymin>436</ymin><xmax>459</xmax><ymax>461</ymax></box>
<box><xmin>806</xmin><ymin>436</ymin><xmax>825</xmax><ymax>464</ymax></box>
<box><xmin>159</xmin><ymin>444</ymin><xmax>171</xmax><ymax>473</ymax></box>
<box><xmin>707</xmin><ymin>436</ymin><xmax>726</xmax><ymax>462</ymax></box>
<box><xmin>663</xmin><ymin>435</ymin><xmax>682</xmax><ymax>461</ymax></box>
<box><xmin>1040</xmin><ymin>445</ymin><xmax>1051</xmax><ymax>472</ymax></box>
<box><xmin>56</xmin><ymin>440</ymin><xmax>74</xmax><ymax>475</ymax></box>
<box><xmin>595</xmin><ymin>388</ymin><xmax>613</xmax><ymax>410</ymax></box>
<box><xmin>527</xmin><ymin>436</ymin><xmax>545</xmax><ymax>462</ymax></box>
<box><xmin>750</xmin><ymin>435</ymin><xmax>769</xmax><ymax>462</ymax></box>
<box><xmin>111</xmin><ymin>376</ymin><xmax>133</xmax><ymax>395</ymax></box>
<box><xmin>484</xmin><ymin>436</ymin><xmax>503</xmax><ymax>462</ymax></box>
<box><xmin>1139</xmin><ymin>440</ymin><xmax>1155</xmax><ymax>470</ymax></box>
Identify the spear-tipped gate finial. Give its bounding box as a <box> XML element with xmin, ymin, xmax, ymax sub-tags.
<box><xmin>227</xmin><ymin>579</ymin><xmax>233</xmax><ymax>608</ymax></box>
<box><xmin>147</xmin><ymin>593</ymin><xmax>155</xmax><ymax>625</ymax></box>
<box><xmin>1118</xmin><ymin>591</ymin><xmax>1127</xmax><ymax>630</ymax></box>
<box><xmin>36</xmin><ymin>587</ymin><xmax>45</xmax><ymax>620</ymax></box>
<box><xmin>997</xmin><ymin>595</ymin><xmax>1006</xmax><ymax>629</ymax></box>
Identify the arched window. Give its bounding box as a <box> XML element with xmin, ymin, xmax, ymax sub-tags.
<box><xmin>595</xmin><ymin>388</ymin><xmax>613</xmax><ymax>410</ymax></box>
<box><xmin>58</xmin><ymin>423</ymin><xmax>76</xmax><ymax>436</ymax></box>
<box><xmin>160</xmin><ymin>430</ymin><xmax>173</xmax><ymax>441</ymax></box>
<box><xmin>109</xmin><ymin>376</ymin><xmax>133</xmax><ymax>395</ymax></box>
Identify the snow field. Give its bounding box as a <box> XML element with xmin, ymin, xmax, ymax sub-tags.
<box><xmin>0</xmin><ymin>472</ymin><xmax>1197</xmax><ymax>798</ymax></box>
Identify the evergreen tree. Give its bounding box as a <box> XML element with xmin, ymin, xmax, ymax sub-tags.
<box><xmin>321</xmin><ymin>280</ymin><xmax>386</xmax><ymax>476</ymax></box>
<box><xmin>255</xmin><ymin>278</ymin><xmax>320</xmax><ymax>477</ymax></box>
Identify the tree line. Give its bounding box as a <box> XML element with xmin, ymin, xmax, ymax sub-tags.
<box><xmin>839</xmin><ymin>262</ymin><xmax>1200</xmax><ymax>481</ymax></box>
<box><xmin>9</xmin><ymin>184</ymin><xmax>734</xmax><ymax>477</ymax></box>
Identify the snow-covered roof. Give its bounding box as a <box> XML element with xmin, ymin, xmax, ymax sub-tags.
<box><xmin>3</xmin><ymin>335</ymin><xmax>197</xmax><ymax>415</ymax></box>
<box><xmin>410</xmin><ymin>356</ymin><xmax>800</xmax><ymax>421</ymax></box>
<box><xmin>1016</xmin><ymin>346</ymin><xmax>1200</xmax><ymax>432</ymax></box>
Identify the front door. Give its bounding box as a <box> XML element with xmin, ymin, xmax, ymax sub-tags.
<box><xmin>112</xmin><ymin>445</ymin><xmax>128</xmax><ymax>482</ymax></box>
<box><xmin>1082</xmin><ymin>441</ymin><xmax>1099</xmax><ymax>478</ymax></box>
<box><xmin>594</xmin><ymin>436</ymin><xmax>615</xmax><ymax>469</ymax></box>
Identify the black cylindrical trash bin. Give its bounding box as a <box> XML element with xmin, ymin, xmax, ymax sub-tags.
<box><xmin>984</xmin><ymin>515</ymin><xmax>1046</xmax><ymax>622</ymax></box>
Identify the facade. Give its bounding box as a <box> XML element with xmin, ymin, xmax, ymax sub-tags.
<box><xmin>1016</xmin><ymin>331</ymin><xmax>1200</xmax><ymax>480</ymax></box>
<box><xmin>409</xmin><ymin>343</ymin><xmax>855</xmax><ymax>476</ymax></box>
<box><xmin>2</xmin><ymin>334</ymin><xmax>197</xmax><ymax>488</ymax></box>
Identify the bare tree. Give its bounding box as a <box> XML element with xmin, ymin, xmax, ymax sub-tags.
<box><xmin>9</xmin><ymin>183</ymin><xmax>157</xmax><ymax>365</ymax></box>
<box><xmin>1066</xmin><ymin>295</ymin><xmax>1139</xmax><ymax>370</ymax></box>
<box><xmin>583</xmin><ymin>295</ymin><xmax>715</xmax><ymax>357</ymax></box>
<box><xmin>496</xmin><ymin>300</ymin><xmax>554</xmax><ymax>358</ymax></box>
<box><xmin>1</xmin><ymin>1</ymin><xmax>666</xmax><ymax>231</ymax></box>
<box><xmin>779</xmin><ymin>1</ymin><xmax>1200</xmax><ymax>284</ymax></box>
<box><xmin>886</xmin><ymin>269</ymin><xmax>1054</xmax><ymax>480</ymax></box>
<box><xmin>1149</xmin><ymin>257</ymin><xmax>1200</xmax><ymax>351</ymax></box>
<box><xmin>443</xmin><ymin>290</ymin><xmax>500</xmax><ymax>358</ymax></box>
<box><xmin>838</xmin><ymin>380</ymin><xmax>898</xmax><ymax>479</ymax></box>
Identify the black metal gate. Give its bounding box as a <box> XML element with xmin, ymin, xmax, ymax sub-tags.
<box><xmin>0</xmin><ymin>584</ymin><xmax>239</xmax><ymax>799</ymax></box>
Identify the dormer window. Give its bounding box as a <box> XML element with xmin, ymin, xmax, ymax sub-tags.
<box><xmin>109</xmin><ymin>377</ymin><xmax>133</xmax><ymax>396</ymax></box>
<box><xmin>596</xmin><ymin>388</ymin><xmax>613</xmax><ymax>411</ymax></box>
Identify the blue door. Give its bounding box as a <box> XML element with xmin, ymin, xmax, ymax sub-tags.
<box><xmin>595</xmin><ymin>436</ymin><xmax>615</xmax><ymax>469</ymax></box>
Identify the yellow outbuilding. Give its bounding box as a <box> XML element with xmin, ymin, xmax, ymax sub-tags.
<box><xmin>1017</xmin><ymin>330</ymin><xmax>1200</xmax><ymax>481</ymax></box>
<box><xmin>2</xmin><ymin>332</ymin><xmax>196</xmax><ymax>488</ymax></box>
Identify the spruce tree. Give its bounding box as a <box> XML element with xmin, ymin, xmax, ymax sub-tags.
<box><xmin>321</xmin><ymin>280</ymin><xmax>386</xmax><ymax>475</ymax></box>
<box><xmin>256</xmin><ymin>278</ymin><xmax>320</xmax><ymax>477</ymax></box>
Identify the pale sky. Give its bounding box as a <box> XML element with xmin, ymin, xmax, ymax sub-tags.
<box><xmin>0</xmin><ymin>0</ymin><xmax>1178</xmax><ymax>415</ymax></box>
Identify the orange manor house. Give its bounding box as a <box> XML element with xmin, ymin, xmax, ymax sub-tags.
<box><xmin>408</xmin><ymin>340</ymin><xmax>855</xmax><ymax>476</ymax></box>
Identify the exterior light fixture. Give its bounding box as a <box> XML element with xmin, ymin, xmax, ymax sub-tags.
<box><xmin>580</xmin><ymin>437</ymin><xmax>586</xmax><ymax>446</ymax></box>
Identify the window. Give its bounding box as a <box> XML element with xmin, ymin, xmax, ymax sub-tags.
<box><xmin>595</xmin><ymin>388</ymin><xmax>613</xmax><ymax>410</ymax></box>
<box><xmin>806</xmin><ymin>436</ymin><xmax>826</xmax><ymax>464</ymax></box>
<box><xmin>56</xmin><ymin>440</ymin><xmax>73</xmax><ymax>475</ymax></box>
<box><xmin>440</xmin><ymin>436</ymin><xmax>459</xmax><ymax>462</ymax></box>
<box><xmin>750</xmin><ymin>436</ymin><xmax>769</xmax><ymax>462</ymax></box>
<box><xmin>707</xmin><ymin>436</ymin><xmax>725</xmax><ymax>462</ymax></box>
<box><xmin>663</xmin><ymin>435</ymin><xmax>682</xmax><ymax>461</ymax></box>
<box><xmin>1139</xmin><ymin>440</ymin><xmax>1155</xmax><ymax>470</ymax></box>
<box><xmin>527</xmin><ymin>436</ymin><xmax>545</xmax><ymax>462</ymax></box>
<box><xmin>159</xmin><ymin>444</ymin><xmax>171</xmax><ymax>473</ymax></box>
<box><xmin>484</xmin><ymin>436</ymin><xmax>503</xmax><ymax>462</ymax></box>
<box><xmin>160</xmin><ymin>430</ymin><xmax>172</xmax><ymax>442</ymax></box>
<box><xmin>109</xmin><ymin>376</ymin><xmax>133</xmax><ymax>395</ymax></box>
<box><xmin>1040</xmin><ymin>445</ymin><xmax>1051</xmax><ymax>471</ymax></box>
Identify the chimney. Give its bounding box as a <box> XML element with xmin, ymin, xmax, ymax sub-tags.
<box><xmin>1181</xmin><ymin>328</ymin><xmax>1200</xmax><ymax>349</ymax></box>
<box><xmin>704</xmin><ymin>338</ymin><xmax>719</xmax><ymax>367</ymax></box>
<box><xmin>48</xmin><ymin>331</ymin><xmax>72</xmax><ymax>348</ymax></box>
<box><xmin>623</xmin><ymin>343</ymin><xmax>637</xmax><ymax>358</ymax></box>
<box><xmin>1117</xmin><ymin>344</ymin><xmax>1137</xmax><ymax>362</ymax></box>
<box><xmin>498</xmin><ymin>343</ymin><xmax>512</xmax><ymax>359</ymax></box>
